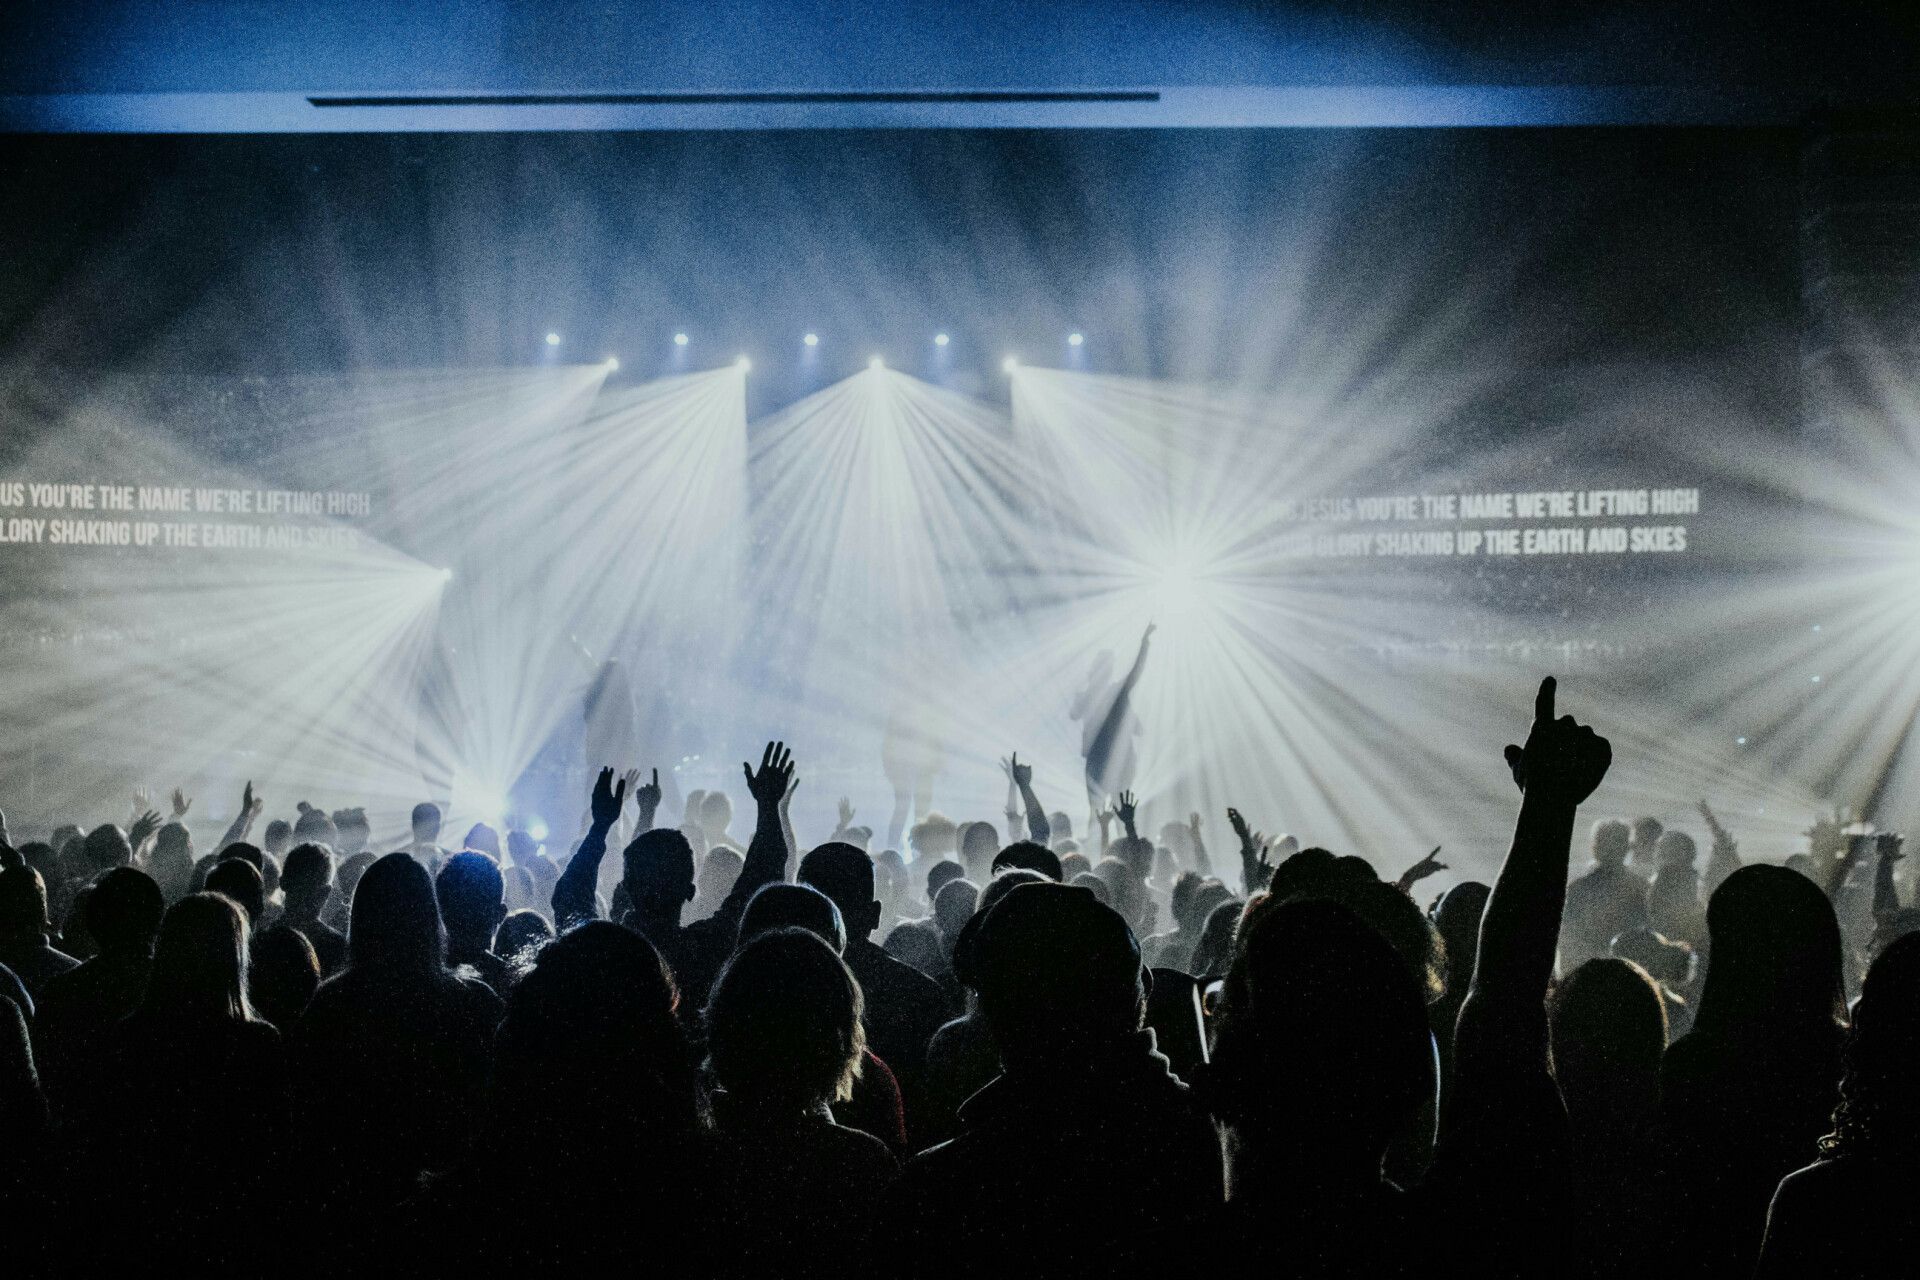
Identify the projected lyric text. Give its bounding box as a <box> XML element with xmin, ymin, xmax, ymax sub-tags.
<box><xmin>0</xmin><ymin>481</ymin><xmax>374</xmax><ymax>552</ymax></box>
<box><xmin>1273</xmin><ymin>486</ymin><xmax>1701</xmax><ymax>559</ymax></box>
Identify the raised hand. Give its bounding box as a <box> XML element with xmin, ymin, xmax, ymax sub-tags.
<box><xmin>589</xmin><ymin>766</ymin><xmax>627</xmax><ymax>829</ymax></box>
<box><xmin>1001</xmin><ymin>753</ymin><xmax>1034</xmax><ymax>790</ymax></box>
<box><xmin>128</xmin><ymin>809</ymin><xmax>163</xmax><ymax>850</ymax></box>
<box><xmin>132</xmin><ymin>786</ymin><xmax>153</xmax><ymax>818</ymax></box>
<box><xmin>1500</xmin><ymin>676</ymin><xmax>1611</xmax><ymax>807</ymax></box>
<box><xmin>1876</xmin><ymin>831</ymin><xmax>1905</xmax><ymax>863</ymax></box>
<box><xmin>632</xmin><ymin>767</ymin><xmax>663</xmax><ymax>818</ymax></box>
<box><xmin>781</xmin><ymin>771</ymin><xmax>801</xmax><ymax>811</ymax></box>
<box><xmin>838</xmin><ymin>796</ymin><xmax>856</xmax><ymax>829</ymax></box>
<box><xmin>1114</xmin><ymin>790</ymin><xmax>1138</xmax><ymax>836</ymax></box>
<box><xmin>1397</xmin><ymin>846</ymin><xmax>1448</xmax><ymax>891</ymax></box>
<box><xmin>619</xmin><ymin>767</ymin><xmax>642</xmax><ymax>800</ymax></box>
<box><xmin>744</xmin><ymin>741</ymin><xmax>796</xmax><ymax>808</ymax></box>
<box><xmin>171</xmin><ymin>787</ymin><xmax>193</xmax><ymax>819</ymax></box>
<box><xmin>242</xmin><ymin>780</ymin><xmax>261</xmax><ymax>818</ymax></box>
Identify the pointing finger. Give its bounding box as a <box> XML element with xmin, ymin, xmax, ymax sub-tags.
<box><xmin>1535</xmin><ymin>676</ymin><xmax>1556</xmax><ymax>725</ymax></box>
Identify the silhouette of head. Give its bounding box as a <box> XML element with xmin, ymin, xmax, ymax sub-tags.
<box><xmin>699</xmin><ymin>791</ymin><xmax>733</xmax><ymax>838</ymax></box>
<box><xmin>993</xmin><ymin>840</ymin><xmax>1063</xmax><ymax>881</ymax></box>
<box><xmin>1094</xmin><ymin>857</ymin><xmax>1152</xmax><ymax>933</ymax></box>
<box><xmin>436</xmin><ymin>851</ymin><xmax>506</xmax><ymax>947</ymax></box>
<box><xmin>1655</xmin><ymin>831</ymin><xmax>1697</xmax><ymax>869</ymax></box>
<box><xmin>293</xmin><ymin>807</ymin><xmax>338</xmax><ymax>848</ymax></box>
<box><xmin>506</xmin><ymin>829</ymin><xmax>541</xmax><ymax>867</ymax></box>
<box><xmin>335</xmin><ymin>850</ymin><xmax>375</xmax><ymax>907</ymax></box>
<box><xmin>959</xmin><ymin>822</ymin><xmax>999</xmax><ymax>876</ymax></box>
<box><xmin>909</xmin><ymin>814</ymin><xmax>958</xmax><ymax>861</ymax></box>
<box><xmin>1432</xmin><ymin>881</ymin><xmax>1491</xmax><ymax>989</ymax></box>
<box><xmin>1609</xmin><ymin>926</ymin><xmax>1693</xmax><ymax>987</ymax></box>
<box><xmin>494</xmin><ymin>922</ymin><xmax>696</xmax><ymax>1145</ymax></box>
<box><xmin>1823</xmin><ymin>931</ymin><xmax>1920</xmax><ymax>1156</ymax></box>
<box><xmin>204</xmin><ymin>858</ymin><xmax>266</xmax><ymax>926</ymax></box>
<box><xmin>144</xmin><ymin>893</ymin><xmax>255</xmax><ymax>1021</ymax></box>
<box><xmin>85</xmin><ymin>867</ymin><xmax>164</xmax><ymax>957</ymax></box>
<box><xmin>924</xmin><ymin>858</ymin><xmax>965</xmax><ymax>903</ymax></box>
<box><xmin>221</xmin><ymin>842</ymin><xmax>266</xmax><ymax>874</ymax></box>
<box><xmin>348</xmin><ymin>852</ymin><xmax>446</xmax><ymax>972</ymax></box>
<box><xmin>1696</xmin><ymin>864</ymin><xmax>1844</xmax><ymax>1037</ymax></box>
<box><xmin>1590</xmin><ymin>820</ymin><xmax>1631</xmax><ymax>868</ymax></box>
<box><xmin>798</xmin><ymin>842</ymin><xmax>883</xmax><ymax>943</ymax></box>
<box><xmin>149</xmin><ymin>823</ymin><xmax>195</xmax><ymax>901</ymax></box>
<box><xmin>493</xmin><ymin>908</ymin><xmax>553</xmax><ymax>974</ymax></box>
<box><xmin>332</xmin><ymin>808</ymin><xmax>371</xmax><ymax>856</ymax></box>
<box><xmin>1047</xmin><ymin>811</ymin><xmax>1073</xmax><ymax>842</ymax></box>
<box><xmin>620</xmin><ymin>828</ymin><xmax>697</xmax><ymax>920</ymax></box>
<box><xmin>694</xmin><ymin>846</ymin><xmax>744</xmax><ymax>906</ymax></box>
<box><xmin>708</xmin><ymin>927</ymin><xmax>865</xmax><ymax>1111</ymax></box>
<box><xmin>1189</xmin><ymin>897</ymin><xmax>1246</xmax><ymax>977</ymax></box>
<box><xmin>281</xmin><ymin>842</ymin><xmax>335</xmax><ymax>919</ymax></box>
<box><xmin>411</xmin><ymin>802</ymin><xmax>443</xmax><ymax>844</ymax></box>
<box><xmin>262</xmin><ymin>820</ymin><xmax>293</xmax><ymax>857</ymax></box>
<box><xmin>740</xmin><ymin>881</ymin><xmax>846</xmax><ymax>953</ymax></box>
<box><xmin>1111</xmin><ymin>836</ymin><xmax>1155</xmax><ymax>883</ymax></box>
<box><xmin>463</xmin><ymin>824</ymin><xmax>502</xmax><ymax>859</ymax></box>
<box><xmin>82</xmin><ymin>823</ymin><xmax>133</xmax><ymax>875</ymax></box>
<box><xmin>882</xmin><ymin>919</ymin><xmax>947</xmax><ymax>979</ymax></box>
<box><xmin>1059</xmin><ymin>852</ymin><xmax>1091</xmax><ymax>881</ymax></box>
<box><xmin>1069</xmin><ymin>871</ymin><xmax>1111</xmax><ymax>905</ymax></box>
<box><xmin>956</xmin><ymin>882</ymin><xmax>1147</xmax><ymax>1072</ymax></box>
<box><xmin>1550</xmin><ymin>958</ymin><xmax>1667</xmax><ymax>1115</ymax></box>
<box><xmin>251</xmin><ymin>924</ymin><xmax>319</xmax><ymax>1028</ymax></box>
<box><xmin>1210</xmin><ymin>897</ymin><xmax>1431</xmax><ymax>1168</ymax></box>
<box><xmin>1630</xmin><ymin>817</ymin><xmax>1663</xmax><ymax>855</ymax></box>
<box><xmin>0</xmin><ymin>865</ymin><xmax>50</xmax><ymax>940</ymax></box>
<box><xmin>933</xmin><ymin>879</ymin><xmax>980</xmax><ymax>954</ymax></box>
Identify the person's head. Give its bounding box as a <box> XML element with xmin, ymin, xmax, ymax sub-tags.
<box><xmin>1629</xmin><ymin>817</ymin><xmax>1663</xmax><ymax>855</ymax></box>
<box><xmin>693</xmin><ymin>846</ymin><xmax>744</xmax><ymax>907</ymax></box>
<box><xmin>410</xmin><ymin>802</ymin><xmax>443</xmax><ymax>844</ymax></box>
<box><xmin>909</xmin><ymin>813</ymin><xmax>958</xmax><ymax>861</ymax></box>
<box><xmin>261</xmin><ymin>819</ymin><xmax>293</xmax><ymax>857</ymax></box>
<box><xmin>436</xmin><ymin>851</ymin><xmax>507</xmax><ymax>950</ymax></box>
<box><xmin>251</xmin><ymin>924</ymin><xmax>320</xmax><ymax>1029</ymax></box>
<box><xmin>1550</xmin><ymin>958</ymin><xmax>1668</xmax><ymax>1115</ymax></box>
<box><xmin>204</xmin><ymin>857</ymin><xmax>266</xmax><ymax>926</ymax></box>
<box><xmin>1160</xmin><ymin>822</ymin><xmax>1195</xmax><ymax>865</ymax></box>
<box><xmin>1695</xmin><ymin>864</ymin><xmax>1845</xmax><ymax>1037</ymax></box>
<box><xmin>619</xmin><ymin>828</ymin><xmax>697</xmax><ymax>921</ymax></box>
<box><xmin>81</xmin><ymin>823</ymin><xmax>133</xmax><ymax>875</ymax></box>
<box><xmin>293</xmin><ymin>807</ymin><xmax>337</xmax><ymax>848</ymax></box>
<box><xmin>1094</xmin><ymin>857</ymin><xmax>1152</xmax><ymax>934</ymax></box>
<box><xmin>335</xmin><ymin>850</ymin><xmax>376</xmax><ymax>908</ymax></box>
<box><xmin>331</xmin><ymin>808</ymin><xmax>371</xmax><ymax>856</ymax></box>
<box><xmin>932</xmin><ymin>878</ymin><xmax>980</xmax><ymax>952</ymax></box>
<box><xmin>221</xmin><ymin>842</ymin><xmax>266</xmax><ymax>874</ymax></box>
<box><xmin>1609</xmin><ymin>927</ymin><xmax>1694</xmax><ymax>988</ymax></box>
<box><xmin>84</xmin><ymin>867</ymin><xmax>164</xmax><ymax>958</ymax></box>
<box><xmin>1069</xmin><ymin>870</ymin><xmax>1111</xmax><ymax>905</ymax></box>
<box><xmin>992</xmin><ymin>840</ymin><xmax>1063</xmax><ymax>882</ymax></box>
<box><xmin>978</xmin><ymin>868</ymin><xmax>1047</xmax><ymax>920</ymax></box>
<box><xmin>506</xmin><ymin>829</ymin><xmax>541</xmax><ymax>867</ymax></box>
<box><xmin>1111</xmin><ymin>835</ymin><xmax>1155</xmax><ymax>884</ymax></box>
<box><xmin>882</xmin><ymin>919</ymin><xmax>948</xmax><ymax>979</ymax></box>
<box><xmin>707</xmin><ymin>927</ymin><xmax>865</xmax><ymax>1113</ymax></box>
<box><xmin>1590</xmin><ymin>819</ymin><xmax>1632</xmax><ymax>868</ymax></box>
<box><xmin>960</xmin><ymin>822</ymin><xmax>1000</xmax><ymax>876</ymax></box>
<box><xmin>462</xmin><ymin>823</ymin><xmax>502</xmax><ymax>859</ymax></box>
<box><xmin>1209</xmin><ymin>898</ymin><xmax>1432</xmax><ymax>1175</ymax></box>
<box><xmin>144</xmin><ymin>893</ymin><xmax>255</xmax><ymax>1022</ymax></box>
<box><xmin>148</xmin><ymin>823</ymin><xmax>195</xmax><ymax>901</ymax></box>
<box><xmin>493</xmin><ymin>908</ymin><xmax>554</xmax><ymax>975</ymax></box>
<box><xmin>1432</xmin><ymin>881</ymin><xmax>1491</xmax><ymax>992</ymax></box>
<box><xmin>1655</xmin><ymin>830</ymin><xmax>1697</xmax><ymax>870</ymax></box>
<box><xmin>923</xmin><ymin>858</ymin><xmax>965</xmax><ymax>903</ymax></box>
<box><xmin>1822</xmin><ymin>932</ymin><xmax>1920</xmax><ymax>1158</ymax></box>
<box><xmin>699</xmin><ymin>791</ymin><xmax>734</xmax><ymax>839</ymax></box>
<box><xmin>797</xmin><ymin>842</ymin><xmax>882</xmax><ymax>943</ymax></box>
<box><xmin>739</xmin><ymin>881</ymin><xmax>845</xmax><ymax>953</ymax></box>
<box><xmin>494</xmin><ymin>922</ymin><xmax>697</xmax><ymax>1145</ymax></box>
<box><xmin>1273</xmin><ymin>869</ymin><xmax>1445</xmax><ymax>1003</ymax></box>
<box><xmin>1059</xmin><ymin>852</ymin><xmax>1091</xmax><ymax>881</ymax></box>
<box><xmin>1188</xmin><ymin>897</ymin><xmax>1246</xmax><ymax>977</ymax></box>
<box><xmin>956</xmin><ymin>882</ymin><xmax>1147</xmax><ymax>1073</ymax></box>
<box><xmin>348</xmin><ymin>852</ymin><xmax>446</xmax><ymax>972</ymax></box>
<box><xmin>280</xmin><ymin>842</ymin><xmax>335</xmax><ymax>919</ymax></box>
<box><xmin>1047</xmin><ymin>811</ymin><xmax>1073</xmax><ymax>842</ymax></box>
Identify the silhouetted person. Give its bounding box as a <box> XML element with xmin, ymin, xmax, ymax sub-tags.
<box><xmin>77</xmin><ymin>893</ymin><xmax>287</xmax><ymax>1268</ymax></box>
<box><xmin>491</xmin><ymin>907</ymin><xmax>553</xmax><ymax>981</ymax></box>
<box><xmin>437</xmin><ymin>850</ymin><xmax>512</xmax><ymax>994</ymax></box>
<box><xmin>251</xmin><ymin>918</ymin><xmax>320</xmax><ymax>1029</ymax></box>
<box><xmin>876</xmin><ymin>881</ymin><xmax>1222</xmax><ymax>1278</ymax></box>
<box><xmin>800</xmin><ymin>840</ymin><xmax>952</xmax><ymax>1143</ymax></box>
<box><xmin>1563</xmin><ymin>819</ymin><xmax>1648</xmax><ymax>967</ymax></box>
<box><xmin>1187</xmin><ymin>896</ymin><xmax>1245</xmax><ymax>978</ymax></box>
<box><xmin>291</xmin><ymin>852</ymin><xmax>501</xmax><ymax>1253</ymax></box>
<box><xmin>204</xmin><ymin>855</ymin><xmax>267</xmax><ymax>927</ymax></box>
<box><xmin>708</xmin><ymin>928</ymin><xmax>899</xmax><ymax>1276</ymax></box>
<box><xmin>992</xmin><ymin>838</ymin><xmax>1063</xmax><ymax>882</ymax></box>
<box><xmin>0</xmin><ymin>864</ymin><xmax>78</xmax><ymax>995</ymax></box>
<box><xmin>1073</xmin><ymin>626</ymin><xmax>1152</xmax><ymax>820</ymax></box>
<box><xmin>424</xmin><ymin>921</ymin><xmax>711</xmax><ymax>1272</ymax></box>
<box><xmin>1659</xmin><ymin>863</ymin><xmax>1848</xmax><ymax>1279</ymax></box>
<box><xmin>278</xmin><ymin>841</ymin><xmax>346</xmax><ymax>975</ymax></box>
<box><xmin>0</xmin><ymin>978</ymin><xmax>50</xmax><ymax>1267</ymax></box>
<box><xmin>554</xmin><ymin>751</ymin><xmax>791</xmax><ymax>1009</ymax></box>
<box><xmin>398</xmin><ymin>800</ymin><xmax>450</xmax><ymax>870</ymax></box>
<box><xmin>1648</xmin><ymin>829</ymin><xmax>1705</xmax><ymax>946</ymax></box>
<box><xmin>1551</xmin><ymin>958</ymin><xmax>1669</xmax><ymax>1279</ymax></box>
<box><xmin>146</xmin><ymin>820</ymin><xmax>196</xmax><ymax>903</ymax></box>
<box><xmin>1755</xmin><ymin>931</ymin><xmax>1920</xmax><ymax>1279</ymax></box>
<box><xmin>35</xmin><ymin>866</ymin><xmax>163</xmax><ymax>1118</ymax></box>
<box><xmin>1426</xmin><ymin>880</ymin><xmax>1490</xmax><ymax>1076</ymax></box>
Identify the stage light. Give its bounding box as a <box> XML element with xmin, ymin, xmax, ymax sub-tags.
<box><xmin>1068</xmin><ymin>332</ymin><xmax>1084</xmax><ymax>347</ymax></box>
<box><xmin>869</xmin><ymin>356</ymin><xmax>885</xmax><ymax>370</ymax></box>
<box><xmin>673</xmin><ymin>332</ymin><xmax>689</xmax><ymax>347</ymax></box>
<box><xmin>545</xmin><ymin>332</ymin><xmax>561</xmax><ymax>346</ymax></box>
<box><xmin>604</xmin><ymin>356</ymin><xmax>620</xmax><ymax>371</ymax></box>
<box><xmin>736</xmin><ymin>355</ymin><xmax>752</xmax><ymax>372</ymax></box>
<box><xmin>1152</xmin><ymin>558</ymin><xmax>1200</xmax><ymax>615</ymax></box>
<box><xmin>526</xmin><ymin>817</ymin><xmax>550</xmax><ymax>842</ymax></box>
<box><xmin>1002</xmin><ymin>356</ymin><xmax>1020</xmax><ymax>374</ymax></box>
<box><xmin>935</xmin><ymin>333</ymin><xmax>950</xmax><ymax>347</ymax></box>
<box><xmin>438</xmin><ymin>567</ymin><xmax>454</xmax><ymax>582</ymax></box>
<box><xmin>804</xmin><ymin>333</ymin><xmax>819</xmax><ymax>347</ymax></box>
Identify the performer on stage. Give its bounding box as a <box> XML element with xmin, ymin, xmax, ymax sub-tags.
<box><xmin>1071</xmin><ymin>623</ymin><xmax>1153</xmax><ymax>829</ymax></box>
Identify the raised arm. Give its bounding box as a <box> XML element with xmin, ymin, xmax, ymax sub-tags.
<box><xmin>1395</xmin><ymin>847</ymin><xmax>1448</xmax><ymax>895</ymax></box>
<box><xmin>1003</xmin><ymin>754</ymin><xmax>1050</xmax><ymax>845</ymax></box>
<box><xmin>1452</xmin><ymin>677</ymin><xmax>1610</xmax><ymax>1120</ymax></box>
<box><xmin>215</xmin><ymin>781</ymin><xmax>264</xmax><ymax>854</ymax></box>
<box><xmin>713</xmin><ymin>742</ymin><xmax>797</xmax><ymax>927</ymax></box>
<box><xmin>1873</xmin><ymin>831</ymin><xmax>1904</xmax><ymax>921</ymax></box>
<box><xmin>1228</xmin><ymin>807</ymin><xmax>1274</xmax><ymax>897</ymax></box>
<box><xmin>552</xmin><ymin>767</ymin><xmax>625</xmax><ymax>930</ymax></box>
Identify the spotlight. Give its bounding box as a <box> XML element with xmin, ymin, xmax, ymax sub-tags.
<box><xmin>527</xmin><ymin>817</ymin><xmax>550</xmax><ymax>842</ymax></box>
<box><xmin>804</xmin><ymin>333</ymin><xmax>819</xmax><ymax>347</ymax></box>
<box><xmin>736</xmin><ymin>355</ymin><xmax>752</xmax><ymax>372</ymax></box>
<box><xmin>1153</xmin><ymin>559</ymin><xmax>1200</xmax><ymax>614</ymax></box>
<box><xmin>934</xmin><ymin>333</ymin><xmax>950</xmax><ymax>347</ymax></box>
<box><xmin>673</xmin><ymin>332</ymin><xmax>689</xmax><ymax>347</ymax></box>
<box><xmin>545</xmin><ymin>332</ymin><xmax>561</xmax><ymax>346</ymax></box>
<box><xmin>869</xmin><ymin>356</ymin><xmax>885</xmax><ymax>370</ymax></box>
<box><xmin>1002</xmin><ymin>356</ymin><xmax>1020</xmax><ymax>374</ymax></box>
<box><xmin>438</xmin><ymin>567</ymin><xmax>454</xmax><ymax>582</ymax></box>
<box><xmin>604</xmin><ymin>356</ymin><xmax>620</xmax><ymax>371</ymax></box>
<box><xmin>1068</xmin><ymin>332</ymin><xmax>1084</xmax><ymax>347</ymax></box>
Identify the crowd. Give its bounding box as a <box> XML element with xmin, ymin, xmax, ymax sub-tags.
<box><xmin>1</xmin><ymin>678</ymin><xmax>1917</xmax><ymax>1277</ymax></box>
